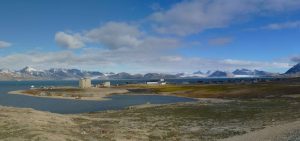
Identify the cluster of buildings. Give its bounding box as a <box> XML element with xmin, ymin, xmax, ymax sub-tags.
<box><xmin>79</xmin><ymin>78</ymin><xmax>168</xmax><ymax>88</ymax></box>
<box><xmin>79</xmin><ymin>78</ymin><xmax>111</xmax><ymax>88</ymax></box>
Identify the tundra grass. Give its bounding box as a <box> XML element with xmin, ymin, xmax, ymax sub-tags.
<box><xmin>124</xmin><ymin>83</ymin><xmax>300</xmax><ymax>99</ymax></box>
<box><xmin>80</xmin><ymin>98</ymin><xmax>300</xmax><ymax>140</ymax></box>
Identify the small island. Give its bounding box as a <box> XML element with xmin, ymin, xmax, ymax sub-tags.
<box><xmin>9</xmin><ymin>78</ymin><xmax>129</xmax><ymax>101</ymax></box>
<box><xmin>9</xmin><ymin>87</ymin><xmax>129</xmax><ymax>101</ymax></box>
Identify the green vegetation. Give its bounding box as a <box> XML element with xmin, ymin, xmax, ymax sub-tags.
<box><xmin>124</xmin><ymin>80</ymin><xmax>300</xmax><ymax>99</ymax></box>
<box><xmin>11</xmin><ymin>87</ymin><xmax>128</xmax><ymax>101</ymax></box>
<box><xmin>23</xmin><ymin>88</ymin><xmax>85</xmax><ymax>97</ymax></box>
<box><xmin>80</xmin><ymin>98</ymin><xmax>300</xmax><ymax>140</ymax></box>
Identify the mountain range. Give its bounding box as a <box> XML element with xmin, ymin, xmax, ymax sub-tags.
<box><xmin>284</xmin><ymin>63</ymin><xmax>300</xmax><ymax>77</ymax></box>
<box><xmin>0</xmin><ymin>66</ymin><xmax>286</xmax><ymax>80</ymax></box>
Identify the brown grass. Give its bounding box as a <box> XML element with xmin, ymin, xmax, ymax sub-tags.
<box><xmin>122</xmin><ymin>80</ymin><xmax>300</xmax><ymax>99</ymax></box>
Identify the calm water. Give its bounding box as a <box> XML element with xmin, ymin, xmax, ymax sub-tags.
<box><xmin>0</xmin><ymin>80</ymin><xmax>196</xmax><ymax>114</ymax></box>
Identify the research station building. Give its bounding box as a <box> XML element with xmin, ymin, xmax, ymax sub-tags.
<box><xmin>104</xmin><ymin>81</ymin><xmax>111</xmax><ymax>87</ymax></box>
<box><xmin>79</xmin><ymin>78</ymin><xmax>91</xmax><ymax>88</ymax></box>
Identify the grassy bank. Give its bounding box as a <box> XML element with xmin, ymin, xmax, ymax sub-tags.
<box><xmin>0</xmin><ymin>97</ymin><xmax>299</xmax><ymax>141</ymax></box>
<box><xmin>123</xmin><ymin>80</ymin><xmax>300</xmax><ymax>99</ymax></box>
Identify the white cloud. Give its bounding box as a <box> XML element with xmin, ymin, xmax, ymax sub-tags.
<box><xmin>56</xmin><ymin>22</ymin><xmax>180</xmax><ymax>51</ymax></box>
<box><xmin>55</xmin><ymin>32</ymin><xmax>85</xmax><ymax>49</ymax></box>
<box><xmin>149</xmin><ymin>0</ymin><xmax>255</xmax><ymax>36</ymax></box>
<box><xmin>140</xmin><ymin>37</ymin><xmax>179</xmax><ymax>49</ymax></box>
<box><xmin>85</xmin><ymin>22</ymin><xmax>142</xmax><ymax>49</ymax></box>
<box><xmin>209</xmin><ymin>37</ymin><xmax>233</xmax><ymax>46</ymax></box>
<box><xmin>0</xmin><ymin>50</ymin><xmax>290</xmax><ymax>73</ymax></box>
<box><xmin>149</xmin><ymin>0</ymin><xmax>300</xmax><ymax>36</ymax></box>
<box><xmin>222</xmin><ymin>59</ymin><xmax>290</xmax><ymax>69</ymax></box>
<box><xmin>160</xmin><ymin>56</ymin><xmax>183</xmax><ymax>62</ymax></box>
<box><xmin>0</xmin><ymin>41</ymin><xmax>12</xmax><ymax>48</ymax></box>
<box><xmin>48</xmin><ymin>0</ymin><xmax>300</xmax><ymax>73</ymax></box>
<box><xmin>150</xmin><ymin>3</ymin><xmax>163</xmax><ymax>11</ymax></box>
<box><xmin>262</xmin><ymin>21</ymin><xmax>300</xmax><ymax>30</ymax></box>
<box><xmin>143</xmin><ymin>57</ymin><xmax>290</xmax><ymax>73</ymax></box>
<box><xmin>52</xmin><ymin>21</ymin><xmax>183</xmax><ymax>73</ymax></box>
<box><xmin>0</xmin><ymin>50</ymin><xmax>110</xmax><ymax>70</ymax></box>
<box><xmin>262</xmin><ymin>0</ymin><xmax>300</xmax><ymax>11</ymax></box>
<box><xmin>290</xmin><ymin>56</ymin><xmax>300</xmax><ymax>63</ymax></box>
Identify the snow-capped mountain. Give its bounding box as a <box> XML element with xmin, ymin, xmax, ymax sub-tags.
<box><xmin>232</xmin><ymin>69</ymin><xmax>256</xmax><ymax>77</ymax></box>
<box><xmin>0</xmin><ymin>67</ymin><xmax>104</xmax><ymax>80</ymax></box>
<box><xmin>232</xmin><ymin>69</ymin><xmax>253</xmax><ymax>75</ymax></box>
<box><xmin>208</xmin><ymin>71</ymin><xmax>234</xmax><ymax>78</ymax></box>
<box><xmin>20</xmin><ymin>66</ymin><xmax>39</xmax><ymax>73</ymax></box>
<box><xmin>232</xmin><ymin>69</ymin><xmax>273</xmax><ymax>76</ymax></box>
<box><xmin>103</xmin><ymin>72</ymin><xmax>115</xmax><ymax>76</ymax></box>
<box><xmin>177</xmin><ymin>72</ymin><xmax>206</xmax><ymax>78</ymax></box>
<box><xmin>190</xmin><ymin>69</ymin><xmax>276</xmax><ymax>78</ymax></box>
<box><xmin>193</xmin><ymin>71</ymin><xmax>203</xmax><ymax>75</ymax></box>
<box><xmin>0</xmin><ymin>66</ymin><xmax>280</xmax><ymax>80</ymax></box>
<box><xmin>253</xmin><ymin>70</ymin><xmax>275</xmax><ymax>76</ymax></box>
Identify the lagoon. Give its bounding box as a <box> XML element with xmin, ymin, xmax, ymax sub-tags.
<box><xmin>0</xmin><ymin>80</ymin><xmax>196</xmax><ymax>114</ymax></box>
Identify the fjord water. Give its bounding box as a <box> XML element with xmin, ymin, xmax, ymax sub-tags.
<box><xmin>0</xmin><ymin>80</ymin><xmax>196</xmax><ymax>114</ymax></box>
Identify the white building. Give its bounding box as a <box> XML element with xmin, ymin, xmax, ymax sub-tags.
<box><xmin>146</xmin><ymin>82</ymin><xmax>159</xmax><ymax>85</ymax></box>
<box><xmin>160</xmin><ymin>82</ymin><xmax>167</xmax><ymax>85</ymax></box>
<box><xmin>103</xmin><ymin>81</ymin><xmax>111</xmax><ymax>87</ymax></box>
<box><xmin>79</xmin><ymin>78</ymin><xmax>91</xmax><ymax>88</ymax></box>
<box><xmin>146</xmin><ymin>79</ymin><xmax>167</xmax><ymax>85</ymax></box>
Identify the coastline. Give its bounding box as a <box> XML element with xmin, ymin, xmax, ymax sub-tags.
<box><xmin>8</xmin><ymin>87</ymin><xmax>129</xmax><ymax>101</ymax></box>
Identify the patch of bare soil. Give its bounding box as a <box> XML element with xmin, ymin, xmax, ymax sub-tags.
<box><xmin>220</xmin><ymin>120</ymin><xmax>300</xmax><ymax>141</ymax></box>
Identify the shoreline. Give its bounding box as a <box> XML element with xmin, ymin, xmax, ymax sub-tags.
<box><xmin>8</xmin><ymin>89</ymin><xmax>201</xmax><ymax>102</ymax></box>
<box><xmin>7</xmin><ymin>86</ymin><xmax>203</xmax><ymax>101</ymax></box>
<box><xmin>8</xmin><ymin>87</ymin><xmax>129</xmax><ymax>101</ymax></box>
<box><xmin>8</xmin><ymin>90</ymin><xmax>111</xmax><ymax>101</ymax></box>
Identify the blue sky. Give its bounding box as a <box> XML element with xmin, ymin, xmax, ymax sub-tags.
<box><xmin>0</xmin><ymin>0</ymin><xmax>300</xmax><ymax>73</ymax></box>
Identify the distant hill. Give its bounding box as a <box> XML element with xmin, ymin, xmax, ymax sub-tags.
<box><xmin>193</xmin><ymin>71</ymin><xmax>204</xmax><ymax>75</ymax></box>
<box><xmin>209</xmin><ymin>71</ymin><xmax>233</xmax><ymax>78</ymax></box>
<box><xmin>232</xmin><ymin>69</ymin><xmax>276</xmax><ymax>77</ymax></box>
<box><xmin>285</xmin><ymin>63</ymin><xmax>300</xmax><ymax>75</ymax></box>
<box><xmin>232</xmin><ymin>69</ymin><xmax>253</xmax><ymax>75</ymax></box>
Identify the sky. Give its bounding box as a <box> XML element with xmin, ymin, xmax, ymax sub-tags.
<box><xmin>1</xmin><ymin>0</ymin><xmax>300</xmax><ymax>73</ymax></box>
